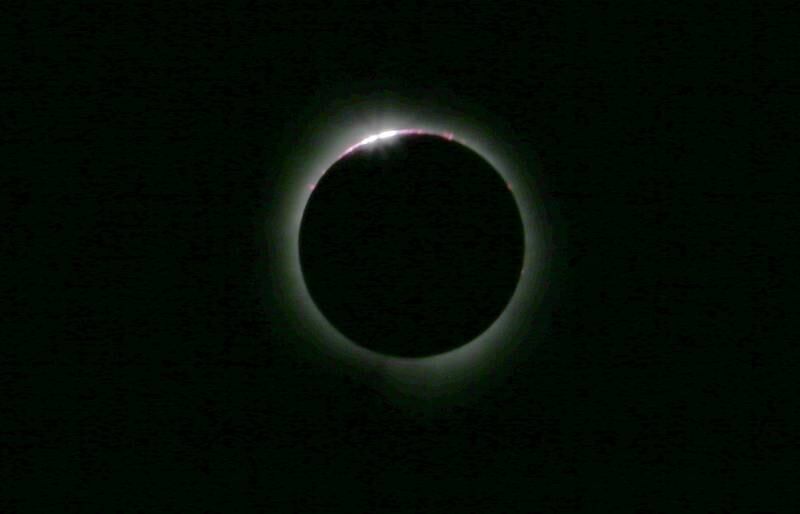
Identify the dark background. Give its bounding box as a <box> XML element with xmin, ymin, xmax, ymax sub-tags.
<box><xmin>5</xmin><ymin>1</ymin><xmax>771</xmax><ymax>512</ymax></box>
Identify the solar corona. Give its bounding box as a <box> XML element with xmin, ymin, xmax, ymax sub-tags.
<box><xmin>267</xmin><ymin>100</ymin><xmax>550</xmax><ymax>399</ymax></box>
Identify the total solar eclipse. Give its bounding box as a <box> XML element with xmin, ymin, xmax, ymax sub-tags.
<box><xmin>269</xmin><ymin>100</ymin><xmax>549</xmax><ymax>399</ymax></box>
<box><xmin>299</xmin><ymin>131</ymin><xmax>525</xmax><ymax>358</ymax></box>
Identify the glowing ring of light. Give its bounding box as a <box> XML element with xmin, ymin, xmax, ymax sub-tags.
<box><xmin>267</xmin><ymin>98</ymin><xmax>550</xmax><ymax>401</ymax></box>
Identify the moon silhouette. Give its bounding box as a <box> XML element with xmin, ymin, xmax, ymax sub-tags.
<box><xmin>299</xmin><ymin>132</ymin><xmax>524</xmax><ymax>358</ymax></box>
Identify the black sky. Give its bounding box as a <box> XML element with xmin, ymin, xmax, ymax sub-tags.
<box><xmin>5</xmin><ymin>2</ymin><xmax>767</xmax><ymax>512</ymax></box>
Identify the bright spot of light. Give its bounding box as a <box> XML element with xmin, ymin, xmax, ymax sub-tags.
<box><xmin>341</xmin><ymin>128</ymin><xmax>458</xmax><ymax>158</ymax></box>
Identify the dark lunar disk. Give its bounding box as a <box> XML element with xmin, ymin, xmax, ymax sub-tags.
<box><xmin>299</xmin><ymin>133</ymin><xmax>524</xmax><ymax>358</ymax></box>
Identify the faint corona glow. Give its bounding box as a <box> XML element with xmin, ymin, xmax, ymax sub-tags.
<box><xmin>267</xmin><ymin>97</ymin><xmax>550</xmax><ymax>404</ymax></box>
